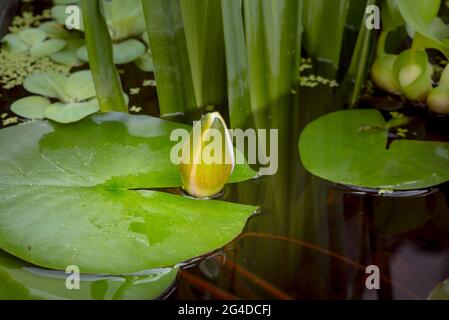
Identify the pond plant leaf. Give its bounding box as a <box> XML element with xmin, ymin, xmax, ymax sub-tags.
<box><xmin>10</xmin><ymin>96</ymin><xmax>51</xmax><ymax>120</ymax></box>
<box><xmin>44</xmin><ymin>100</ymin><xmax>100</xmax><ymax>124</ymax></box>
<box><xmin>0</xmin><ymin>112</ymin><xmax>257</xmax><ymax>274</ymax></box>
<box><xmin>2</xmin><ymin>28</ymin><xmax>66</xmax><ymax>57</ymax></box>
<box><xmin>12</xmin><ymin>71</ymin><xmax>101</xmax><ymax>123</ymax></box>
<box><xmin>395</xmin><ymin>0</ymin><xmax>449</xmax><ymax>58</ymax></box>
<box><xmin>134</xmin><ymin>51</ymin><xmax>154</xmax><ymax>72</ymax></box>
<box><xmin>38</xmin><ymin>21</ymin><xmax>74</xmax><ymax>40</ymax></box>
<box><xmin>52</xmin><ymin>0</ymin><xmax>145</xmax><ymax>42</ymax></box>
<box><xmin>76</xmin><ymin>39</ymin><xmax>146</xmax><ymax>65</ymax></box>
<box><xmin>50</xmin><ymin>38</ymin><xmax>86</xmax><ymax>67</ymax></box>
<box><xmin>0</xmin><ymin>249</ymin><xmax>177</xmax><ymax>300</ymax></box>
<box><xmin>299</xmin><ymin>109</ymin><xmax>449</xmax><ymax>190</ymax></box>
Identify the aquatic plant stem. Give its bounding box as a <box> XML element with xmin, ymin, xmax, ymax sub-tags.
<box><xmin>141</xmin><ymin>0</ymin><xmax>196</xmax><ymax>116</ymax></box>
<box><xmin>239</xmin><ymin>232</ymin><xmax>420</xmax><ymax>299</ymax></box>
<box><xmin>81</xmin><ymin>0</ymin><xmax>127</xmax><ymax>113</ymax></box>
<box><xmin>180</xmin><ymin>270</ymin><xmax>238</xmax><ymax>300</ymax></box>
<box><xmin>215</xmin><ymin>255</ymin><xmax>294</xmax><ymax>300</ymax></box>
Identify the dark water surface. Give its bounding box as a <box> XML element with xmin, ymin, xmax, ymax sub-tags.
<box><xmin>1</xmin><ymin>0</ymin><xmax>449</xmax><ymax>300</ymax></box>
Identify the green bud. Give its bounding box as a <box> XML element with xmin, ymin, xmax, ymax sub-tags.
<box><xmin>178</xmin><ymin>112</ymin><xmax>235</xmax><ymax>198</ymax></box>
<box><xmin>427</xmin><ymin>85</ymin><xmax>449</xmax><ymax>114</ymax></box>
<box><xmin>393</xmin><ymin>49</ymin><xmax>433</xmax><ymax>102</ymax></box>
<box><xmin>371</xmin><ymin>54</ymin><xmax>401</xmax><ymax>94</ymax></box>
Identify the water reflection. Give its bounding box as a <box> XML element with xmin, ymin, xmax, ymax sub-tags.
<box><xmin>172</xmin><ymin>62</ymin><xmax>449</xmax><ymax>300</ymax></box>
<box><xmin>0</xmin><ymin>249</ymin><xmax>178</xmax><ymax>300</ymax></box>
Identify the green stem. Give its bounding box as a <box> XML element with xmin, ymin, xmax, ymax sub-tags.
<box><xmin>141</xmin><ymin>0</ymin><xmax>197</xmax><ymax>116</ymax></box>
<box><xmin>81</xmin><ymin>0</ymin><xmax>127</xmax><ymax>113</ymax></box>
<box><xmin>221</xmin><ymin>0</ymin><xmax>252</xmax><ymax>128</ymax></box>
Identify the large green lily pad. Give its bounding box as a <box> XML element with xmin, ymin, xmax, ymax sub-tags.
<box><xmin>0</xmin><ymin>113</ymin><xmax>257</xmax><ymax>274</ymax></box>
<box><xmin>0</xmin><ymin>250</ymin><xmax>177</xmax><ymax>300</ymax></box>
<box><xmin>299</xmin><ymin>109</ymin><xmax>449</xmax><ymax>190</ymax></box>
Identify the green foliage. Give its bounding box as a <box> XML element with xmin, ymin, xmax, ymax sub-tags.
<box><xmin>0</xmin><ymin>250</ymin><xmax>178</xmax><ymax>300</ymax></box>
<box><xmin>81</xmin><ymin>0</ymin><xmax>127</xmax><ymax>113</ymax></box>
<box><xmin>11</xmin><ymin>71</ymin><xmax>100</xmax><ymax>123</ymax></box>
<box><xmin>299</xmin><ymin>109</ymin><xmax>449</xmax><ymax>190</ymax></box>
<box><xmin>141</xmin><ymin>0</ymin><xmax>197</xmax><ymax>115</ymax></box>
<box><xmin>0</xmin><ymin>112</ymin><xmax>257</xmax><ymax>273</ymax></box>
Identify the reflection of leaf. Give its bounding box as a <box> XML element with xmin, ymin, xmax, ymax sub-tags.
<box><xmin>299</xmin><ymin>109</ymin><xmax>449</xmax><ymax>190</ymax></box>
<box><xmin>428</xmin><ymin>278</ymin><xmax>449</xmax><ymax>300</ymax></box>
<box><xmin>0</xmin><ymin>113</ymin><xmax>257</xmax><ymax>274</ymax></box>
<box><xmin>0</xmin><ymin>249</ymin><xmax>178</xmax><ymax>300</ymax></box>
<box><xmin>373</xmin><ymin>196</ymin><xmax>429</xmax><ymax>235</ymax></box>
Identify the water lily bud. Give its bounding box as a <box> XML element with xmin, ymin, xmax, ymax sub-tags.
<box><xmin>178</xmin><ymin>112</ymin><xmax>235</xmax><ymax>198</ymax></box>
<box><xmin>393</xmin><ymin>49</ymin><xmax>433</xmax><ymax>102</ymax></box>
<box><xmin>427</xmin><ymin>85</ymin><xmax>449</xmax><ymax>114</ymax></box>
<box><xmin>371</xmin><ymin>54</ymin><xmax>401</xmax><ymax>94</ymax></box>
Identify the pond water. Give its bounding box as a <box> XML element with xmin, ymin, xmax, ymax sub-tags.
<box><xmin>1</xmin><ymin>0</ymin><xmax>449</xmax><ymax>300</ymax></box>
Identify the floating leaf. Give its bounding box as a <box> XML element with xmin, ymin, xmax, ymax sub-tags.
<box><xmin>134</xmin><ymin>51</ymin><xmax>154</xmax><ymax>72</ymax></box>
<box><xmin>50</xmin><ymin>38</ymin><xmax>86</xmax><ymax>67</ymax></box>
<box><xmin>38</xmin><ymin>21</ymin><xmax>73</xmax><ymax>40</ymax></box>
<box><xmin>3</xmin><ymin>29</ymin><xmax>67</xmax><ymax>58</ymax></box>
<box><xmin>10</xmin><ymin>96</ymin><xmax>51</xmax><ymax>119</ymax></box>
<box><xmin>299</xmin><ymin>109</ymin><xmax>449</xmax><ymax>190</ymax></box>
<box><xmin>29</xmin><ymin>39</ymin><xmax>66</xmax><ymax>57</ymax></box>
<box><xmin>23</xmin><ymin>72</ymin><xmax>69</xmax><ymax>101</ymax></box>
<box><xmin>0</xmin><ymin>113</ymin><xmax>257</xmax><ymax>273</ymax></box>
<box><xmin>103</xmin><ymin>0</ymin><xmax>146</xmax><ymax>41</ymax></box>
<box><xmin>77</xmin><ymin>39</ymin><xmax>145</xmax><ymax>65</ymax></box>
<box><xmin>0</xmin><ymin>249</ymin><xmax>177</xmax><ymax>300</ymax></box>
<box><xmin>1</xmin><ymin>34</ymin><xmax>28</xmax><ymax>53</ymax></box>
<box><xmin>65</xmin><ymin>70</ymin><xmax>96</xmax><ymax>101</ymax></box>
<box><xmin>44</xmin><ymin>100</ymin><xmax>99</xmax><ymax>123</ymax></box>
<box><xmin>17</xmin><ymin>29</ymin><xmax>47</xmax><ymax>47</ymax></box>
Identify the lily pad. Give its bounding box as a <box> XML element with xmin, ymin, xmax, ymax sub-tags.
<box><xmin>298</xmin><ymin>109</ymin><xmax>449</xmax><ymax>190</ymax></box>
<box><xmin>10</xmin><ymin>96</ymin><xmax>50</xmax><ymax>120</ymax></box>
<box><xmin>0</xmin><ymin>249</ymin><xmax>177</xmax><ymax>300</ymax></box>
<box><xmin>0</xmin><ymin>113</ymin><xmax>257</xmax><ymax>274</ymax></box>
<box><xmin>77</xmin><ymin>39</ymin><xmax>146</xmax><ymax>65</ymax></box>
